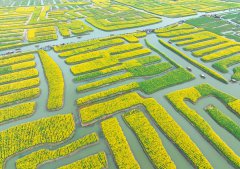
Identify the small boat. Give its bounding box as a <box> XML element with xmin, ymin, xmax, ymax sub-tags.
<box><xmin>200</xmin><ymin>74</ymin><xmax>206</xmax><ymax>79</ymax></box>
<box><xmin>230</xmin><ymin>79</ymin><xmax>237</xmax><ymax>83</ymax></box>
<box><xmin>43</xmin><ymin>46</ymin><xmax>52</xmax><ymax>51</ymax></box>
<box><xmin>186</xmin><ymin>67</ymin><xmax>192</xmax><ymax>72</ymax></box>
<box><xmin>178</xmin><ymin>20</ymin><xmax>185</xmax><ymax>24</ymax></box>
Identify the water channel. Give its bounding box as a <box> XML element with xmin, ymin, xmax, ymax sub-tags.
<box><xmin>1</xmin><ymin>7</ymin><xmax>239</xmax><ymax>169</ymax></box>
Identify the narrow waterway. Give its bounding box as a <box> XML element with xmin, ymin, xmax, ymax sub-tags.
<box><xmin>1</xmin><ymin>8</ymin><xmax>239</xmax><ymax>169</ymax></box>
